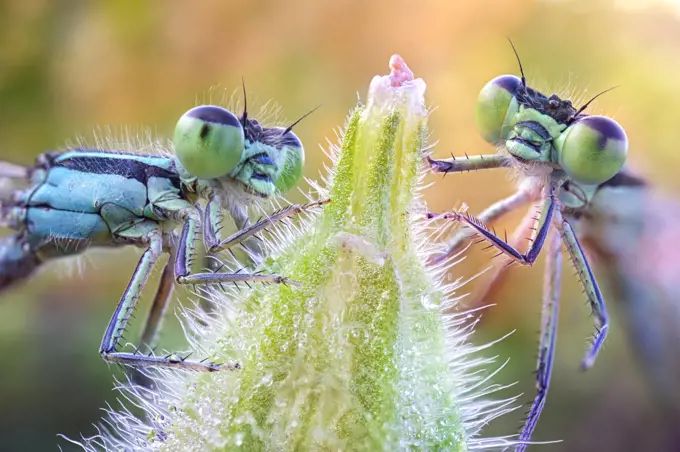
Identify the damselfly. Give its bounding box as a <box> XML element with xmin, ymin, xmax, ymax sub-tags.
<box><xmin>426</xmin><ymin>42</ymin><xmax>628</xmax><ymax>450</ymax></box>
<box><xmin>0</xmin><ymin>94</ymin><xmax>326</xmax><ymax>373</ymax></box>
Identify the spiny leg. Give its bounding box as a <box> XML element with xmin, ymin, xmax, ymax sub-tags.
<box><xmin>516</xmin><ymin>231</ymin><xmax>562</xmax><ymax>452</ymax></box>
<box><xmin>176</xmin><ymin>208</ymin><xmax>303</xmax><ymax>287</ymax></box>
<box><xmin>207</xmin><ymin>199</ymin><xmax>330</xmax><ymax>254</ymax></box>
<box><xmin>100</xmin><ymin>232</ymin><xmax>234</xmax><ymax>372</ymax></box>
<box><xmin>428</xmin><ymin>186</ymin><xmax>556</xmax><ymax>266</ymax></box>
<box><xmin>200</xmin><ymin>199</ymin><xmax>266</xmax><ymax>315</ymax></box>
<box><xmin>556</xmin><ymin>212</ymin><xmax>609</xmax><ymax>370</ymax></box>
<box><xmin>188</xmin><ymin>199</ymin><xmax>225</xmax><ymax>317</ymax></box>
<box><xmin>139</xmin><ymin>255</ymin><xmax>176</xmax><ymax>349</ymax></box>
<box><xmin>429</xmin><ymin>189</ymin><xmax>532</xmax><ymax>265</ymax></box>
<box><xmin>204</xmin><ymin>198</ymin><xmax>264</xmax><ymax>267</ymax></box>
<box><xmin>128</xmin><ymin>255</ymin><xmax>176</xmax><ymax>386</ymax></box>
<box><xmin>426</xmin><ymin>153</ymin><xmax>508</xmax><ymax>174</ymax></box>
<box><xmin>452</xmin><ymin>204</ymin><xmax>541</xmax><ymax>310</ymax></box>
<box><xmin>201</xmin><ymin>197</ymin><xmax>328</xmax><ymax>288</ymax></box>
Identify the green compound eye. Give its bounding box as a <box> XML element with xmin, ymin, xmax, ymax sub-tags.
<box><xmin>273</xmin><ymin>128</ymin><xmax>304</xmax><ymax>194</ymax></box>
<box><xmin>557</xmin><ymin>116</ymin><xmax>628</xmax><ymax>185</ymax></box>
<box><xmin>173</xmin><ymin>105</ymin><xmax>245</xmax><ymax>179</ymax></box>
<box><xmin>475</xmin><ymin>75</ymin><xmax>522</xmax><ymax>144</ymax></box>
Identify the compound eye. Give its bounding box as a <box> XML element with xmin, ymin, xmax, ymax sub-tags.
<box><xmin>475</xmin><ymin>75</ymin><xmax>523</xmax><ymax>144</ymax></box>
<box><xmin>273</xmin><ymin>128</ymin><xmax>304</xmax><ymax>194</ymax></box>
<box><xmin>173</xmin><ymin>105</ymin><xmax>245</xmax><ymax>179</ymax></box>
<box><xmin>558</xmin><ymin>115</ymin><xmax>628</xmax><ymax>185</ymax></box>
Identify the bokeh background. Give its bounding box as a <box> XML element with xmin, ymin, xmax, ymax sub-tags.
<box><xmin>1</xmin><ymin>0</ymin><xmax>680</xmax><ymax>450</ymax></box>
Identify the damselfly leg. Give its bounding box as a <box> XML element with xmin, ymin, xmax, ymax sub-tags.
<box><xmin>428</xmin><ymin>185</ymin><xmax>610</xmax><ymax>450</ymax></box>
<box><xmin>204</xmin><ymin>200</ymin><xmax>330</xmax><ymax>255</ymax></box>
<box><xmin>429</xmin><ymin>189</ymin><xmax>533</xmax><ymax>265</ymax></box>
<box><xmin>556</xmin><ymin>212</ymin><xmax>610</xmax><ymax>370</ymax></box>
<box><xmin>428</xmin><ymin>187</ymin><xmax>556</xmax><ymax>267</ymax></box>
<box><xmin>516</xmin><ymin>230</ymin><xmax>561</xmax><ymax>451</ymax></box>
<box><xmin>426</xmin><ymin>153</ymin><xmax>507</xmax><ymax>173</ymax></box>
<box><xmin>98</xmin><ymin>230</ymin><xmax>229</xmax><ymax>371</ymax></box>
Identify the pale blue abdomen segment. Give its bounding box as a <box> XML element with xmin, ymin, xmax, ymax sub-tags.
<box><xmin>28</xmin><ymin>168</ymin><xmax>149</xmax><ymax>217</ymax></box>
<box><xmin>26</xmin><ymin>207</ymin><xmax>112</xmax><ymax>243</ymax></box>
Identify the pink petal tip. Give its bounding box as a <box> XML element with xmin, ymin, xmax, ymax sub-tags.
<box><xmin>388</xmin><ymin>54</ymin><xmax>414</xmax><ymax>87</ymax></box>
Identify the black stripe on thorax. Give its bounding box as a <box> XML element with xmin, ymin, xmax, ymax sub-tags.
<box><xmin>57</xmin><ymin>155</ymin><xmax>181</xmax><ymax>189</ymax></box>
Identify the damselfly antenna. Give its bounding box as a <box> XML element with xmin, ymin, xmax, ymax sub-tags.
<box><xmin>507</xmin><ymin>38</ymin><xmax>526</xmax><ymax>88</ymax></box>
<box><xmin>282</xmin><ymin>104</ymin><xmax>322</xmax><ymax>136</ymax></box>
<box><xmin>241</xmin><ymin>77</ymin><xmax>248</xmax><ymax>127</ymax></box>
<box><xmin>571</xmin><ymin>85</ymin><xmax>619</xmax><ymax>120</ymax></box>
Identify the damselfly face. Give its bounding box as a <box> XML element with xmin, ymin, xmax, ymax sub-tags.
<box><xmin>475</xmin><ymin>74</ymin><xmax>628</xmax><ymax>185</ymax></box>
<box><xmin>174</xmin><ymin>105</ymin><xmax>304</xmax><ymax>197</ymax></box>
<box><xmin>234</xmin><ymin>120</ymin><xmax>304</xmax><ymax>197</ymax></box>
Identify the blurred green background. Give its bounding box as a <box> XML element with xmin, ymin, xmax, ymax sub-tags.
<box><xmin>1</xmin><ymin>0</ymin><xmax>680</xmax><ymax>450</ymax></box>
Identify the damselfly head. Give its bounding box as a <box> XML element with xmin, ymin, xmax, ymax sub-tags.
<box><xmin>172</xmin><ymin>102</ymin><xmax>306</xmax><ymax>197</ymax></box>
<box><xmin>474</xmin><ymin>43</ymin><xmax>628</xmax><ymax>186</ymax></box>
